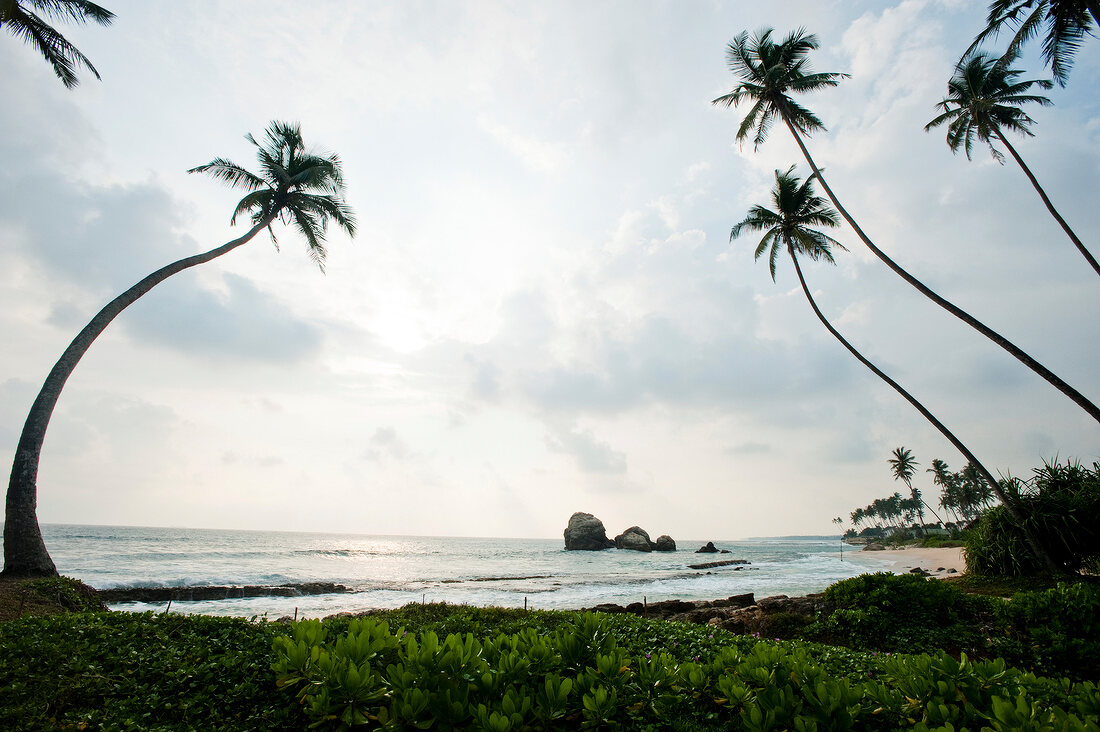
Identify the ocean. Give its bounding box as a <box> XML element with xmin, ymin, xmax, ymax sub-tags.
<box><xmin>42</xmin><ymin>524</ymin><xmax>894</xmax><ymax>619</ymax></box>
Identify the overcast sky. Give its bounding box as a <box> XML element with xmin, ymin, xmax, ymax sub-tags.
<box><xmin>2</xmin><ymin>0</ymin><xmax>1098</xmax><ymax>541</ymax></box>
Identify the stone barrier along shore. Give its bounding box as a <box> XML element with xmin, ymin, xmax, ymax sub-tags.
<box><xmin>97</xmin><ymin>581</ymin><xmax>353</xmax><ymax>603</ymax></box>
<box><xmin>687</xmin><ymin>558</ymin><xmax>750</xmax><ymax>570</ymax></box>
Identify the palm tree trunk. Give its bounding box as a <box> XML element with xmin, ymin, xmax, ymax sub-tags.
<box><xmin>2</xmin><ymin>217</ymin><xmax>273</xmax><ymax>579</ymax></box>
<box><xmin>782</xmin><ymin>116</ymin><xmax>1100</xmax><ymax>425</ymax></box>
<box><xmin>994</xmin><ymin>129</ymin><xmax>1100</xmax><ymax>278</ymax></box>
<box><xmin>787</xmin><ymin>248</ymin><xmax>1062</xmax><ymax>574</ymax></box>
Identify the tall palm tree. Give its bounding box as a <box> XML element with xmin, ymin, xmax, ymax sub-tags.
<box><xmin>733</xmin><ymin>166</ymin><xmax>1059</xmax><ymax>572</ymax></box>
<box><xmin>926</xmin><ymin>50</ymin><xmax>1099</xmax><ymax>278</ymax></box>
<box><xmin>2</xmin><ymin>121</ymin><xmax>356</xmax><ymax>578</ymax></box>
<box><xmin>712</xmin><ymin>27</ymin><xmax>1100</xmax><ymax>425</ymax></box>
<box><xmin>967</xmin><ymin>0</ymin><xmax>1098</xmax><ymax>87</ymax></box>
<box><xmin>1</xmin><ymin>0</ymin><xmax>114</xmax><ymax>88</ymax></box>
<box><xmin>888</xmin><ymin>446</ymin><xmax>928</xmax><ymax>530</ymax></box>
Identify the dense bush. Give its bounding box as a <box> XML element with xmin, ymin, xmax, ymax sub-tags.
<box><xmin>806</xmin><ymin>572</ymin><xmax>992</xmax><ymax>655</ymax></box>
<box><xmin>273</xmin><ymin>610</ymin><xmax>1100</xmax><ymax>730</ymax></box>
<box><xmin>0</xmin><ymin>611</ymin><xmax>297</xmax><ymax>730</ymax></box>
<box><xmin>991</xmin><ymin>582</ymin><xmax>1100</xmax><ymax>680</ymax></box>
<box><xmin>966</xmin><ymin>460</ymin><xmax>1100</xmax><ymax>577</ymax></box>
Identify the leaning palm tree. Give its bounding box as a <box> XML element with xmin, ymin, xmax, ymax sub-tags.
<box><xmin>967</xmin><ymin>0</ymin><xmax>1098</xmax><ymax>87</ymax></box>
<box><xmin>927</xmin><ymin>50</ymin><xmax>1099</xmax><ymax>278</ymax></box>
<box><xmin>3</xmin><ymin>121</ymin><xmax>356</xmax><ymax>578</ymax></box>
<box><xmin>1</xmin><ymin>0</ymin><xmax>114</xmax><ymax>88</ymax></box>
<box><xmin>712</xmin><ymin>27</ymin><xmax>1100</xmax><ymax>425</ymax></box>
<box><xmin>733</xmin><ymin>166</ymin><xmax>1058</xmax><ymax>572</ymax></box>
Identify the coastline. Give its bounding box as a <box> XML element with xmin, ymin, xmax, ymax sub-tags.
<box><xmin>842</xmin><ymin>545</ymin><xmax>967</xmax><ymax>578</ymax></box>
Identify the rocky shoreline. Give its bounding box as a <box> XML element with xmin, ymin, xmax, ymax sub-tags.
<box><xmin>576</xmin><ymin>592</ymin><xmax>824</xmax><ymax>635</ymax></box>
<box><xmin>98</xmin><ymin>582</ymin><xmax>353</xmax><ymax>604</ymax></box>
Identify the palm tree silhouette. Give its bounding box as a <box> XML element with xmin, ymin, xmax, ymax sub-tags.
<box><xmin>926</xmin><ymin>50</ymin><xmax>1098</xmax><ymax>278</ymax></box>
<box><xmin>1</xmin><ymin>0</ymin><xmax>114</xmax><ymax>88</ymax></box>
<box><xmin>3</xmin><ymin>121</ymin><xmax>356</xmax><ymax>578</ymax></box>
<box><xmin>967</xmin><ymin>0</ymin><xmax>1099</xmax><ymax>87</ymax></box>
<box><xmin>712</xmin><ymin>27</ymin><xmax>1100</xmax><ymax>425</ymax></box>
<box><xmin>733</xmin><ymin>166</ymin><xmax>1058</xmax><ymax>572</ymax></box>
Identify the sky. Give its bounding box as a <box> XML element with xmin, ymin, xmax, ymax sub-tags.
<box><xmin>1</xmin><ymin>0</ymin><xmax>1098</xmax><ymax>542</ymax></box>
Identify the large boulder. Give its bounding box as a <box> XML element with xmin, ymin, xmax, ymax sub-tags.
<box><xmin>564</xmin><ymin>512</ymin><xmax>614</xmax><ymax>550</ymax></box>
<box><xmin>695</xmin><ymin>541</ymin><xmax>719</xmax><ymax>553</ymax></box>
<box><xmin>614</xmin><ymin>526</ymin><xmax>654</xmax><ymax>552</ymax></box>
<box><xmin>654</xmin><ymin>535</ymin><xmax>676</xmax><ymax>551</ymax></box>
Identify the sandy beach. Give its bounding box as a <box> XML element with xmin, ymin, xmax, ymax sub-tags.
<box><xmin>842</xmin><ymin>545</ymin><xmax>967</xmax><ymax>578</ymax></box>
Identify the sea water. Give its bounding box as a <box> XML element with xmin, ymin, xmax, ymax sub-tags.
<box><xmin>42</xmin><ymin>524</ymin><xmax>895</xmax><ymax>618</ymax></box>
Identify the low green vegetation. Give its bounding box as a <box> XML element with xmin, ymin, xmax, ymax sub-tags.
<box><xmin>1</xmin><ymin>573</ymin><xmax>1099</xmax><ymax>730</ymax></box>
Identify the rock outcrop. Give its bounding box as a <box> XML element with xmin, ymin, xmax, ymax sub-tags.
<box><xmin>563</xmin><ymin>512</ymin><xmax>614</xmax><ymax>550</ymax></box>
<box><xmin>654</xmin><ymin>535</ymin><xmax>676</xmax><ymax>551</ymax></box>
<box><xmin>579</xmin><ymin>592</ymin><xmax>825</xmax><ymax>638</ymax></box>
<box><xmin>695</xmin><ymin>541</ymin><xmax>719</xmax><ymax>553</ymax></box>
<box><xmin>615</xmin><ymin>526</ymin><xmax>654</xmax><ymax>552</ymax></box>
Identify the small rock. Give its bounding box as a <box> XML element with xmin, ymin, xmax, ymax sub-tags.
<box><xmin>695</xmin><ymin>541</ymin><xmax>719</xmax><ymax>553</ymax></box>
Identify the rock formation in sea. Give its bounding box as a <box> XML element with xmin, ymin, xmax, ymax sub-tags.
<box><xmin>695</xmin><ymin>541</ymin><xmax>719</xmax><ymax>553</ymax></box>
<box><xmin>654</xmin><ymin>535</ymin><xmax>676</xmax><ymax>552</ymax></box>
<box><xmin>563</xmin><ymin>512</ymin><xmax>614</xmax><ymax>550</ymax></box>
<box><xmin>614</xmin><ymin>526</ymin><xmax>654</xmax><ymax>552</ymax></box>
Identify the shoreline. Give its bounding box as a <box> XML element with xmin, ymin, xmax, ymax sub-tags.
<box><xmin>841</xmin><ymin>545</ymin><xmax>967</xmax><ymax>578</ymax></box>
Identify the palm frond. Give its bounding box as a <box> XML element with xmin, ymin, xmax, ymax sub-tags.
<box><xmin>5</xmin><ymin>5</ymin><xmax>100</xmax><ymax>87</ymax></box>
<box><xmin>188</xmin><ymin>158</ymin><xmax>266</xmax><ymax>191</ymax></box>
<box><xmin>21</xmin><ymin>1</ymin><xmax>115</xmax><ymax>24</ymax></box>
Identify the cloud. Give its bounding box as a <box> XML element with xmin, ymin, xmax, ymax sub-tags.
<box><xmin>544</xmin><ymin>423</ymin><xmax>627</xmax><ymax>475</ymax></box>
<box><xmin>121</xmin><ymin>273</ymin><xmax>323</xmax><ymax>363</ymax></box>
<box><xmin>364</xmin><ymin>426</ymin><xmax>413</xmax><ymax>462</ymax></box>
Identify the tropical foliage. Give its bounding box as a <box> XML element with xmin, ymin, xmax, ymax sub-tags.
<box><xmin>966</xmin><ymin>459</ymin><xmax>1100</xmax><ymax>577</ymax></box>
<box><xmin>845</xmin><ymin>449</ymin><xmax>998</xmax><ymax>539</ymax></box>
<box><xmin>0</xmin><ymin>0</ymin><xmax>114</xmax><ymax>88</ymax></box>
<box><xmin>966</xmin><ymin>0</ymin><xmax>1099</xmax><ymax>86</ymax></box>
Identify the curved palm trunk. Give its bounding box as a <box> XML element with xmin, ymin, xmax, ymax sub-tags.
<box><xmin>782</xmin><ymin>116</ymin><xmax>1100</xmax><ymax>425</ymax></box>
<box><xmin>2</xmin><ymin>217</ymin><xmax>273</xmax><ymax>578</ymax></box>
<box><xmin>788</xmin><ymin>249</ymin><xmax>1062</xmax><ymax>573</ymax></box>
<box><xmin>993</xmin><ymin>129</ymin><xmax>1100</xmax><ymax>279</ymax></box>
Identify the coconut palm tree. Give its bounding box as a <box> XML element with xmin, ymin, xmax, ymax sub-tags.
<box><xmin>733</xmin><ymin>166</ymin><xmax>1059</xmax><ymax>572</ymax></box>
<box><xmin>712</xmin><ymin>27</ymin><xmax>1100</xmax><ymax>425</ymax></box>
<box><xmin>967</xmin><ymin>0</ymin><xmax>1098</xmax><ymax>87</ymax></box>
<box><xmin>926</xmin><ymin>50</ymin><xmax>1099</xmax><ymax>278</ymax></box>
<box><xmin>889</xmin><ymin>447</ymin><xmax>928</xmax><ymax>531</ymax></box>
<box><xmin>2</xmin><ymin>121</ymin><xmax>356</xmax><ymax>578</ymax></box>
<box><xmin>1</xmin><ymin>0</ymin><xmax>114</xmax><ymax>88</ymax></box>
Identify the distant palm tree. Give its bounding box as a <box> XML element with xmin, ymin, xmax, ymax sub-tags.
<box><xmin>3</xmin><ymin>121</ymin><xmax>356</xmax><ymax>578</ymax></box>
<box><xmin>889</xmin><ymin>447</ymin><xmax>927</xmax><ymax>530</ymax></box>
<box><xmin>926</xmin><ymin>50</ymin><xmax>1099</xmax><ymax>278</ymax></box>
<box><xmin>1</xmin><ymin>0</ymin><xmax>114</xmax><ymax>88</ymax></box>
<box><xmin>967</xmin><ymin>0</ymin><xmax>1098</xmax><ymax>87</ymax></box>
<box><xmin>712</xmin><ymin>27</ymin><xmax>1100</xmax><ymax>425</ymax></box>
<box><xmin>733</xmin><ymin>166</ymin><xmax>1059</xmax><ymax>572</ymax></box>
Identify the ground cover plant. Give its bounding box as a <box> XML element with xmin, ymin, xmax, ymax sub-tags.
<box><xmin>3</xmin><ymin>574</ymin><xmax>1100</xmax><ymax>731</ymax></box>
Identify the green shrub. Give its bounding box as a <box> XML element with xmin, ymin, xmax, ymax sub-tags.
<box><xmin>991</xmin><ymin>582</ymin><xmax>1100</xmax><ymax>680</ymax></box>
<box><xmin>807</xmin><ymin>572</ymin><xmax>991</xmax><ymax>655</ymax></box>
<box><xmin>967</xmin><ymin>460</ymin><xmax>1100</xmax><ymax>577</ymax></box>
<box><xmin>273</xmin><ymin>608</ymin><xmax>1100</xmax><ymax>730</ymax></box>
<box><xmin>0</xmin><ymin>611</ymin><xmax>297</xmax><ymax>730</ymax></box>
